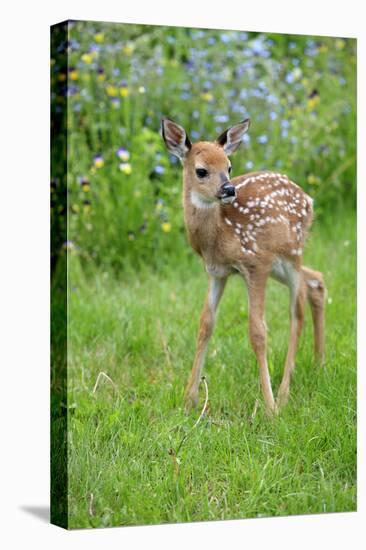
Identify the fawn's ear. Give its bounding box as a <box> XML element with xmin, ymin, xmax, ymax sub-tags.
<box><xmin>161</xmin><ymin>117</ymin><xmax>192</xmax><ymax>161</ymax></box>
<box><xmin>216</xmin><ymin>118</ymin><xmax>250</xmax><ymax>155</ymax></box>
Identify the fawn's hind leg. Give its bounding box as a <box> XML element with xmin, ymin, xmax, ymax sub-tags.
<box><xmin>276</xmin><ymin>264</ymin><xmax>307</xmax><ymax>408</ymax></box>
<box><xmin>301</xmin><ymin>266</ymin><xmax>326</xmax><ymax>363</ymax></box>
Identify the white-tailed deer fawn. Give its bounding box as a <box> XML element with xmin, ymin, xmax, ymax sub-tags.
<box><xmin>162</xmin><ymin>117</ymin><xmax>326</xmax><ymax>415</ymax></box>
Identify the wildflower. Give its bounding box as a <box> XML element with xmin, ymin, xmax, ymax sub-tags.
<box><xmin>68</xmin><ymin>67</ymin><xmax>78</xmax><ymax>81</ymax></box>
<box><xmin>122</xmin><ymin>43</ymin><xmax>134</xmax><ymax>56</ymax></box>
<box><xmin>307</xmin><ymin>89</ymin><xmax>320</xmax><ymax>111</ymax></box>
<box><xmin>155</xmin><ymin>199</ymin><xmax>164</xmax><ymax>211</ymax></box>
<box><xmin>63</xmin><ymin>240</ymin><xmax>76</xmax><ymax>250</ymax></box>
<box><xmin>81</xmin><ymin>52</ymin><xmax>93</xmax><ymax>64</ymax></box>
<box><xmin>214</xmin><ymin>114</ymin><xmax>229</xmax><ymax>123</ymax></box>
<box><xmin>191</xmin><ymin>130</ymin><xmax>201</xmax><ymax>140</ymax></box>
<box><xmin>106</xmin><ymin>85</ymin><xmax>118</xmax><ymax>97</ymax></box>
<box><xmin>120</xmin><ymin>83</ymin><xmax>129</xmax><ymax>98</ymax></box>
<box><xmin>161</xmin><ymin>222</ymin><xmax>172</xmax><ymax>233</ymax></box>
<box><xmin>119</xmin><ymin>162</ymin><xmax>132</xmax><ymax>175</ymax></box>
<box><xmin>80</xmin><ymin>178</ymin><xmax>90</xmax><ymax>192</ymax></box>
<box><xmin>83</xmin><ymin>200</ymin><xmax>91</xmax><ymax>213</ymax></box>
<box><xmin>97</xmin><ymin>68</ymin><xmax>106</xmax><ymax>82</ymax></box>
<box><xmin>93</xmin><ymin>155</ymin><xmax>104</xmax><ymax>169</ymax></box>
<box><xmin>134</xmin><ymin>190</ymin><xmax>141</xmax><ymax>198</ymax></box>
<box><xmin>138</xmin><ymin>86</ymin><xmax>146</xmax><ymax>94</ymax></box>
<box><xmin>154</xmin><ymin>165</ymin><xmax>165</xmax><ymax>175</ymax></box>
<box><xmin>94</xmin><ymin>33</ymin><xmax>104</xmax><ymax>44</ymax></box>
<box><xmin>335</xmin><ymin>38</ymin><xmax>345</xmax><ymax>50</ymax></box>
<box><xmin>127</xmin><ymin>231</ymin><xmax>135</xmax><ymax>241</ymax></box>
<box><xmin>246</xmin><ymin>160</ymin><xmax>254</xmax><ymax>170</ymax></box>
<box><xmin>292</xmin><ymin>67</ymin><xmax>302</xmax><ymax>81</ymax></box>
<box><xmin>307</xmin><ymin>174</ymin><xmax>318</xmax><ymax>185</ymax></box>
<box><xmin>117</xmin><ymin>148</ymin><xmax>130</xmax><ymax>161</ymax></box>
<box><xmin>257</xmin><ymin>135</ymin><xmax>268</xmax><ymax>144</ymax></box>
<box><xmin>58</xmin><ymin>73</ymin><xmax>67</xmax><ymax>82</ymax></box>
<box><xmin>110</xmin><ymin>98</ymin><xmax>120</xmax><ymax>109</ymax></box>
<box><xmin>201</xmin><ymin>91</ymin><xmax>213</xmax><ymax>102</ymax></box>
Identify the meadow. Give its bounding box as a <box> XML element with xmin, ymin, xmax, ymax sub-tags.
<box><xmin>51</xmin><ymin>21</ymin><xmax>356</xmax><ymax>528</ymax></box>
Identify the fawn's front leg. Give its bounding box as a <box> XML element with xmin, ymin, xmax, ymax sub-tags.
<box><xmin>184</xmin><ymin>275</ymin><xmax>228</xmax><ymax>410</ymax></box>
<box><xmin>245</xmin><ymin>269</ymin><xmax>277</xmax><ymax>416</ymax></box>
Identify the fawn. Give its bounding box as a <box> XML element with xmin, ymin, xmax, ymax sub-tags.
<box><xmin>161</xmin><ymin>117</ymin><xmax>326</xmax><ymax>415</ymax></box>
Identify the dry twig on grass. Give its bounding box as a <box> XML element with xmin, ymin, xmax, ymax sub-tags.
<box><xmin>92</xmin><ymin>371</ymin><xmax>117</xmax><ymax>394</ymax></box>
<box><xmin>168</xmin><ymin>376</ymin><xmax>209</xmax><ymax>476</ymax></box>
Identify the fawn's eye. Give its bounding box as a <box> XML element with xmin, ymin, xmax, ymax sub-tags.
<box><xmin>195</xmin><ymin>168</ymin><xmax>208</xmax><ymax>179</ymax></box>
<box><xmin>228</xmin><ymin>165</ymin><xmax>232</xmax><ymax>174</ymax></box>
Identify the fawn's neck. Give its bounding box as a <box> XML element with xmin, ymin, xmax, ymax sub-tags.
<box><xmin>183</xmin><ymin>185</ymin><xmax>222</xmax><ymax>260</ymax></box>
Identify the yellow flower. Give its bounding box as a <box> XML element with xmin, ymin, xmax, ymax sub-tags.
<box><xmin>69</xmin><ymin>70</ymin><xmax>78</xmax><ymax>81</ymax></box>
<box><xmin>123</xmin><ymin>43</ymin><xmax>134</xmax><ymax>56</ymax></box>
<box><xmin>120</xmin><ymin>86</ymin><xmax>129</xmax><ymax>98</ymax></box>
<box><xmin>307</xmin><ymin>174</ymin><xmax>318</xmax><ymax>185</ymax></box>
<box><xmin>318</xmin><ymin>44</ymin><xmax>328</xmax><ymax>54</ymax></box>
<box><xmin>335</xmin><ymin>39</ymin><xmax>345</xmax><ymax>50</ymax></box>
<box><xmin>98</xmin><ymin>73</ymin><xmax>106</xmax><ymax>82</ymax></box>
<box><xmin>134</xmin><ymin>190</ymin><xmax>141</xmax><ymax>198</ymax></box>
<box><xmin>83</xmin><ymin>184</ymin><xmax>91</xmax><ymax>193</ymax></box>
<box><xmin>81</xmin><ymin>53</ymin><xmax>93</xmax><ymax>64</ymax></box>
<box><xmin>58</xmin><ymin>73</ymin><xmax>67</xmax><ymax>82</ymax></box>
<box><xmin>201</xmin><ymin>91</ymin><xmax>213</xmax><ymax>102</ymax></box>
<box><xmin>106</xmin><ymin>85</ymin><xmax>118</xmax><ymax>97</ymax></box>
<box><xmin>161</xmin><ymin>222</ymin><xmax>172</xmax><ymax>233</ymax></box>
<box><xmin>94</xmin><ymin>156</ymin><xmax>104</xmax><ymax>169</ymax></box>
<box><xmin>170</xmin><ymin>59</ymin><xmax>178</xmax><ymax>67</ymax></box>
<box><xmin>94</xmin><ymin>33</ymin><xmax>104</xmax><ymax>44</ymax></box>
<box><xmin>119</xmin><ymin>162</ymin><xmax>132</xmax><ymax>175</ymax></box>
<box><xmin>307</xmin><ymin>96</ymin><xmax>320</xmax><ymax>111</ymax></box>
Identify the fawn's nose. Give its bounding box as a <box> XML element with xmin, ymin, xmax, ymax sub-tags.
<box><xmin>217</xmin><ymin>182</ymin><xmax>236</xmax><ymax>203</ymax></box>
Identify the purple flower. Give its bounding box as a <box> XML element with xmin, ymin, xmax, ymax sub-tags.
<box><xmin>117</xmin><ymin>147</ymin><xmax>130</xmax><ymax>161</ymax></box>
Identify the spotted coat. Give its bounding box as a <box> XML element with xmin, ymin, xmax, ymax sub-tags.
<box><xmin>221</xmin><ymin>171</ymin><xmax>313</xmax><ymax>262</ymax></box>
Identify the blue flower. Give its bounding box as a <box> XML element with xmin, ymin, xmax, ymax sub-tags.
<box><xmin>191</xmin><ymin>130</ymin><xmax>201</xmax><ymax>140</ymax></box>
<box><xmin>214</xmin><ymin>114</ymin><xmax>229</xmax><ymax>123</ymax></box>
<box><xmin>220</xmin><ymin>33</ymin><xmax>231</xmax><ymax>44</ymax></box>
<box><xmin>257</xmin><ymin>135</ymin><xmax>268</xmax><ymax>144</ymax></box>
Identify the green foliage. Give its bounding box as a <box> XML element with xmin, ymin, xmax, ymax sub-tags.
<box><xmin>65</xmin><ymin>212</ymin><xmax>356</xmax><ymax>528</ymax></box>
<box><xmin>50</xmin><ymin>21</ymin><xmax>356</xmax><ymax>272</ymax></box>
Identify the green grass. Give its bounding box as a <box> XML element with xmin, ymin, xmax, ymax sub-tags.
<box><xmin>65</xmin><ymin>209</ymin><xmax>356</xmax><ymax>528</ymax></box>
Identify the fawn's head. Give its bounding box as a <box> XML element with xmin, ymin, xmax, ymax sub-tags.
<box><xmin>161</xmin><ymin>117</ymin><xmax>250</xmax><ymax>207</ymax></box>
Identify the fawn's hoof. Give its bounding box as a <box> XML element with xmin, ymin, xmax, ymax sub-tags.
<box><xmin>265</xmin><ymin>401</ymin><xmax>279</xmax><ymax>418</ymax></box>
<box><xmin>184</xmin><ymin>389</ymin><xmax>199</xmax><ymax>412</ymax></box>
<box><xmin>276</xmin><ymin>386</ymin><xmax>289</xmax><ymax>409</ymax></box>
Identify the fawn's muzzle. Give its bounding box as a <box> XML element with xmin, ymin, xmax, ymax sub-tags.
<box><xmin>216</xmin><ymin>182</ymin><xmax>236</xmax><ymax>204</ymax></box>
